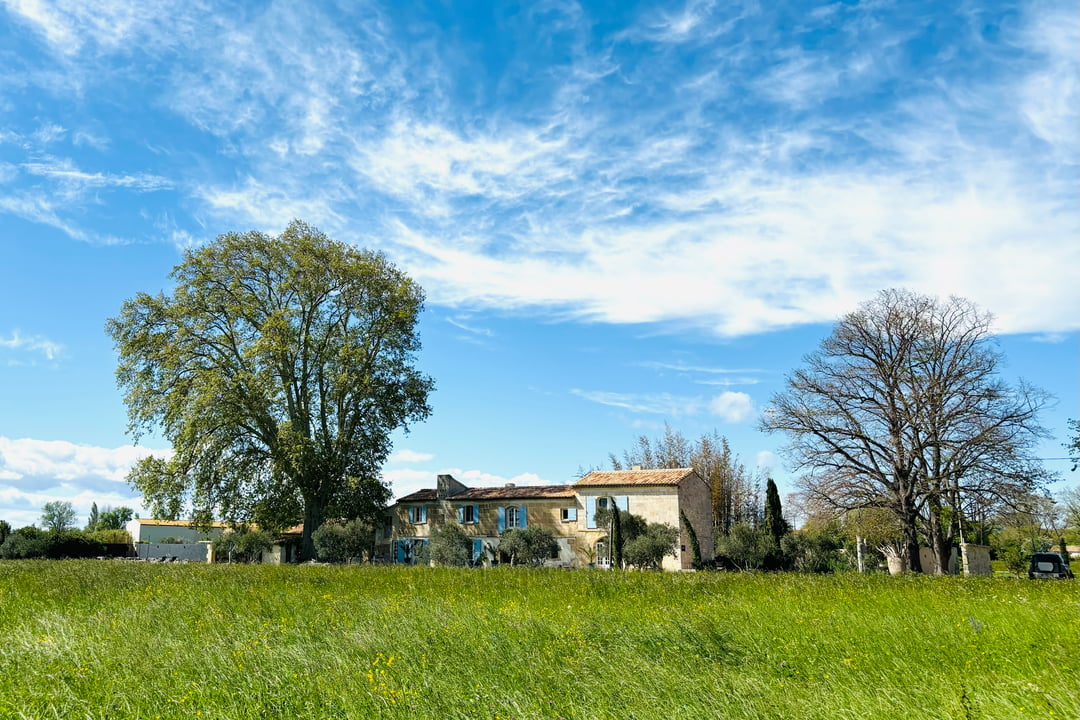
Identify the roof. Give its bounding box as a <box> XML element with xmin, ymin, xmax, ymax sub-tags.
<box><xmin>396</xmin><ymin>485</ymin><xmax>574</xmax><ymax>503</ymax></box>
<box><xmin>574</xmin><ymin>468</ymin><xmax>698</xmax><ymax>487</ymax></box>
<box><xmin>131</xmin><ymin>518</ymin><xmax>230</xmax><ymax>528</ymax></box>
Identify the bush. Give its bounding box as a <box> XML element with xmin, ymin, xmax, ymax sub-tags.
<box><xmin>781</xmin><ymin>530</ymin><xmax>850</xmax><ymax>573</ymax></box>
<box><xmin>313</xmin><ymin>519</ymin><xmax>374</xmax><ymax>563</ymax></box>
<box><xmin>89</xmin><ymin>529</ymin><xmax>133</xmax><ymax>545</ymax></box>
<box><xmin>624</xmin><ymin>523</ymin><xmax>679</xmax><ymax>570</ymax></box>
<box><xmin>500</xmin><ymin>526</ymin><xmax>560</xmax><ymax>567</ymax></box>
<box><xmin>45</xmin><ymin>531</ymin><xmax>105</xmax><ymax>559</ymax></box>
<box><xmin>212</xmin><ymin>527</ymin><xmax>272</xmax><ymax>563</ymax></box>
<box><xmin>0</xmin><ymin>527</ymin><xmax>47</xmax><ymax>559</ymax></box>
<box><xmin>429</xmin><ymin>522</ymin><xmax>474</xmax><ymax>567</ymax></box>
<box><xmin>715</xmin><ymin>524</ymin><xmax>772</xmax><ymax>570</ymax></box>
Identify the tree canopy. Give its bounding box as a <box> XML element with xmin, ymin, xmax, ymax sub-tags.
<box><xmin>761</xmin><ymin>288</ymin><xmax>1052</xmax><ymax>573</ymax></box>
<box><xmin>41</xmin><ymin>501</ymin><xmax>77</xmax><ymax>533</ymax></box>
<box><xmin>107</xmin><ymin>220</ymin><xmax>433</xmax><ymax>559</ymax></box>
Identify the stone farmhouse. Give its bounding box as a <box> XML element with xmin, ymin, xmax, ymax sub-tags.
<box><xmin>379</xmin><ymin>467</ymin><xmax>714</xmax><ymax>571</ymax></box>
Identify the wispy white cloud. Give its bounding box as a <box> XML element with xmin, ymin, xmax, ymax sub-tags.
<box><xmin>571</xmin><ymin>389</ymin><xmax>703</xmax><ymax>417</ymax></box>
<box><xmin>3</xmin><ymin>0</ymin><xmax>1077</xmax><ymax>337</ymax></box>
<box><xmin>389</xmin><ymin>449</ymin><xmax>434</xmax><ymax>464</ymax></box>
<box><xmin>0</xmin><ymin>330</ymin><xmax>63</xmax><ymax>361</ymax></box>
<box><xmin>22</xmin><ymin>159</ymin><xmax>171</xmax><ymax>191</ymax></box>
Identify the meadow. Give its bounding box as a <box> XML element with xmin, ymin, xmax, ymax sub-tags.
<box><xmin>0</xmin><ymin>561</ymin><xmax>1075</xmax><ymax>720</ymax></box>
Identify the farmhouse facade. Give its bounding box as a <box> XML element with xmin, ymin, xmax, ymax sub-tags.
<box><xmin>379</xmin><ymin>468</ymin><xmax>714</xmax><ymax>571</ymax></box>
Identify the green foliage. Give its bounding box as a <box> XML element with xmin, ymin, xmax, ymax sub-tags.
<box><xmin>86</xmin><ymin>502</ymin><xmax>100</xmax><ymax>531</ymax></box>
<box><xmin>611</xmin><ymin>504</ymin><xmax>623</xmax><ymax>569</ymax></box>
<box><xmin>0</xmin><ymin>520</ymin><xmax>10</xmax><ymax>545</ymax></box>
<box><xmin>715</xmin><ymin>523</ymin><xmax>771</xmax><ymax>571</ymax></box>
<box><xmin>89</xmin><ymin>528</ymin><xmax>134</xmax><ymax>545</ymax></box>
<box><xmin>679</xmin><ymin>510</ymin><xmax>702</xmax><ymax>570</ymax></box>
<box><xmin>623</xmin><ymin>523</ymin><xmax>679</xmax><ymax>570</ymax></box>
<box><xmin>313</xmin><ymin>519</ymin><xmax>375</xmax><ymax>564</ymax></box>
<box><xmin>0</xmin><ymin>527</ymin><xmax>47</xmax><ymax>559</ymax></box>
<box><xmin>156</xmin><ymin>537</ymin><xmax>186</xmax><ymax>545</ymax></box>
<box><xmin>499</xmin><ymin>526</ymin><xmax>560</xmax><ymax>567</ymax></box>
<box><xmin>107</xmin><ymin>220</ymin><xmax>434</xmax><ymax>559</ymax></box>
<box><xmin>762</xmin><ymin>478</ymin><xmax>789</xmax><ymax>550</ymax></box>
<box><xmin>44</xmin><ymin>531</ymin><xmax>105</xmax><ymax>559</ymax></box>
<box><xmin>212</xmin><ymin>527</ymin><xmax>272</xmax><ymax>563</ymax></box>
<box><xmin>781</xmin><ymin>529</ymin><xmax>850</xmax><ymax>574</ymax></box>
<box><xmin>428</xmin><ymin>522</ymin><xmax>473</xmax><ymax>567</ymax></box>
<box><xmin>97</xmin><ymin>506</ymin><xmax>134</xmax><ymax>531</ymax></box>
<box><xmin>40</xmin><ymin>501</ymin><xmax>77</xmax><ymax>533</ymax></box>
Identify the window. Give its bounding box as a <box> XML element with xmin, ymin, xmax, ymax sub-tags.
<box><xmin>407</xmin><ymin>506</ymin><xmax>427</xmax><ymax>524</ymax></box>
<box><xmin>597</xmin><ymin>497</ymin><xmax>609</xmax><ymax>510</ymax></box>
<box><xmin>382</xmin><ymin>515</ymin><xmax>393</xmax><ymax>538</ymax></box>
<box><xmin>497</xmin><ymin>505</ymin><xmax>528</xmax><ymax>532</ymax></box>
<box><xmin>459</xmin><ymin>504</ymin><xmax>479</xmax><ymax>524</ymax></box>
<box><xmin>561</xmin><ymin>507</ymin><xmax>578</xmax><ymax>522</ymax></box>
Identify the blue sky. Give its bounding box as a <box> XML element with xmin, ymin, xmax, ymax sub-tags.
<box><xmin>0</xmin><ymin>0</ymin><xmax>1077</xmax><ymax>529</ymax></box>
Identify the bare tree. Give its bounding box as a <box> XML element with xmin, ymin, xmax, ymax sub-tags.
<box><xmin>761</xmin><ymin>289</ymin><xmax>1052</xmax><ymax>573</ymax></box>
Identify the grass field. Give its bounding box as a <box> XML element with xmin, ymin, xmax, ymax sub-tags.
<box><xmin>0</xmin><ymin>561</ymin><xmax>1075</xmax><ymax>720</ymax></box>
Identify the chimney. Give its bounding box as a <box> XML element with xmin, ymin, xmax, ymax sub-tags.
<box><xmin>504</xmin><ymin>483</ymin><xmax>516</xmax><ymax>488</ymax></box>
<box><xmin>437</xmin><ymin>474</ymin><xmax>468</xmax><ymax>499</ymax></box>
<box><xmin>631</xmin><ymin>465</ymin><xmax>642</xmax><ymax>471</ymax></box>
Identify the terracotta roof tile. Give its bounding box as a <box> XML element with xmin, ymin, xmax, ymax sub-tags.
<box><xmin>396</xmin><ymin>485</ymin><xmax>573</xmax><ymax>503</ymax></box>
<box><xmin>574</xmin><ymin>468</ymin><xmax>697</xmax><ymax>487</ymax></box>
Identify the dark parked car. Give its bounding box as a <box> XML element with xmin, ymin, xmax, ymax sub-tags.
<box><xmin>1027</xmin><ymin>552</ymin><xmax>1074</xmax><ymax>580</ymax></box>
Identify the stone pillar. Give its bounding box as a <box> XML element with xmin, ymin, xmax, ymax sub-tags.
<box><xmin>961</xmin><ymin>543</ymin><xmax>992</xmax><ymax>577</ymax></box>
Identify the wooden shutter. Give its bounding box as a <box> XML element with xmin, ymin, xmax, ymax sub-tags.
<box><xmin>519</xmin><ymin>505</ymin><xmax>527</xmax><ymax>528</ymax></box>
<box><xmin>497</xmin><ymin>506</ymin><xmax>505</xmax><ymax>532</ymax></box>
<box><xmin>586</xmin><ymin>496</ymin><xmax>597</xmax><ymax>529</ymax></box>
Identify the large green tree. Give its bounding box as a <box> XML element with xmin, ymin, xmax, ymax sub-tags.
<box><xmin>41</xmin><ymin>501</ymin><xmax>77</xmax><ymax>533</ymax></box>
<box><xmin>762</xmin><ymin>289</ymin><xmax>1052</xmax><ymax>573</ymax></box>
<box><xmin>108</xmin><ymin>220</ymin><xmax>433</xmax><ymax>560</ymax></box>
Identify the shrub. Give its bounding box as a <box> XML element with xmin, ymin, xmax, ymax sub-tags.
<box><xmin>715</xmin><ymin>523</ymin><xmax>771</xmax><ymax>570</ymax></box>
<box><xmin>90</xmin><ymin>529</ymin><xmax>133</xmax><ymax>545</ymax></box>
<box><xmin>45</xmin><ymin>531</ymin><xmax>105</xmax><ymax>559</ymax></box>
<box><xmin>313</xmin><ymin>519</ymin><xmax>374</xmax><ymax>563</ymax></box>
<box><xmin>0</xmin><ymin>527</ymin><xmax>47</xmax><ymax>559</ymax></box>
<box><xmin>212</xmin><ymin>527</ymin><xmax>272</xmax><ymax>563</ymax></box>
<box><xmin>781</xmin><ymin>530</ymin><xmax>850</xmax><ymax>573</ymax></box>
<box><xmin>429</xmin><ymin>522</ymin><xmax>474</xmax><ymax>567</ymax></box>
<box><xmin>500</xmin><ymin>526</ymin><xmax>560</xmax><ymax>567</ymax></box>
<box><xmin>624</xmin><ymin>523</ymin><xmax>679</xmax><ymax>570</ymax></box>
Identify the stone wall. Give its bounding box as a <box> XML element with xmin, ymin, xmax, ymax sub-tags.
<box><xmin>960</xmin><ymin>543</ymin><xmax>992</xmax><ymax>576</ymax></box>
<box><xmin>133</xmin><ymin>542</ymin><xmax>211</xmax><ymax>562</ymax></box>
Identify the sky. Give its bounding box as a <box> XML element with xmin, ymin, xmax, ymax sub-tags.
<box><xmin>0</xmin><ymin>0</ymin><xmax>1077</xmax><ymax>530</ymax></box>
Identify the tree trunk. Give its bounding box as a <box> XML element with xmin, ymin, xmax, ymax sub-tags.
<box><xmin>899</xmin><ymin>494</ymin><xmax>922</xmax><ymax>573</ymax></box>
<box><xmin>300</xmin><ymin>498</ymin><xmax>325</xmax><ymax>562</ymax></box>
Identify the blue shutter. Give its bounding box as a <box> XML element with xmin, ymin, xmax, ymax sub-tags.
<box><xmin>615</xmin><ymin>496</ymin><xmax>629</xmax><ymax>512</ymax></box>
<box><xmin>472</xmin><ymin>539</ymin><xmax>483</xmax><ymax>564</ymax></box>
<box><xmin>473</xmin><ymin>505</ymin><xmax>480</xmax><ymax>524</ymax></box>
<box><xmin>497</xmin><ymin>506</ymin><xmax>505</xmax><ymax>532</ymax></box>
<box><xmin>395</xmin><ymin>540</ymin><xmax>405</xmax><ymax>564</ymax></box>
<box><xmin>519</xmin><ymin>505</ymin><xmax>527</xmax><ymax>528</ymax></box>
<box><xmin>457</xmin><ymin>506</ymin><xmax>464</xmax><ymax>523</ymax></box>
<box><xmin>586</xmin><ymin>496</ymin><xmax>597</xmax><ymax>529</ymax></box>
<box><xmin>567</xmin><ymin>507</ymin><xmax>578</xmax><ymax>522</ymax></box>
<box><xmin>421</xmin><ymin>505</ymin><xmax>427</xmax><ymax>523</ymax></box>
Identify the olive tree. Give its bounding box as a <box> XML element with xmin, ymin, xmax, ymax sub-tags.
<box><xmin>108</xmin><ymin>221</ymin><xmax>434</xmax><ymax>560</ymax></box>
<box><xmin>762</xmin><ymin>289</ymin><xmax>1052</xmax><ymax>573</ymax></box>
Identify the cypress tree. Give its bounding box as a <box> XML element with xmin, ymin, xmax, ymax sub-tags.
<box><xmin>611</xmin><ymin>503</ymin><xmax>623</xmax><ymax>569</ymax></box>
<box><xmin>762</xmin><ymin>478</ymin><xmax>788</xmax><ymax>549</ymax></box>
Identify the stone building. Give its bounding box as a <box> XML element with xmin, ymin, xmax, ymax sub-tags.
<box><xmin>379</xmin><ymin>468</ymin><xmax>714</xmax><ymax>571</ymax></box>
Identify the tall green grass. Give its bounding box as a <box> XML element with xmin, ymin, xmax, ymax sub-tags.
<box><xmin>0</xmin><ymin>561</ymin><xmax>1075</xmax><ymax>719</ymax></box>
